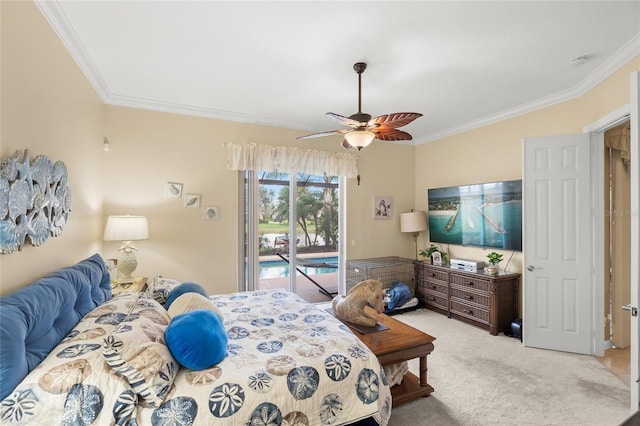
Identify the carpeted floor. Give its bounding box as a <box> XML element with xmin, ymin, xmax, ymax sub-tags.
<box><xmin>386</xmin><ymin>308</ymin><xmax>631</xmax><ymax>426</ymax></box>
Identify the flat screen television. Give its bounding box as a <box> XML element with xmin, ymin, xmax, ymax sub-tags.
<box><xmin>427</xmin><ymin>179</ymin><xmax>522</xmax><ymax>251</ymax></box>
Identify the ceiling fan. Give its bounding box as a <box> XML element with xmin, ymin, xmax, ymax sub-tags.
<box><xmin>297</xmin><ymin>62</ymin><xmax>422</xmax><ymax>150</ymax></box>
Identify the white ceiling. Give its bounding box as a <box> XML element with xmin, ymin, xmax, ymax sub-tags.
<box><xmin>36</xmin><ymin>1</ymin><xmax>640</xmax><ymax>145</ymax></box>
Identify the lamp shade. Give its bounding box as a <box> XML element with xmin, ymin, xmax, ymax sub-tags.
<box><xmin>344</xmin><ymin>130</ymin><xmax>375</xmax><ymax>150</ymax></box>
<box><xmin>104</xmin><ymin>215</ymin><xmax>149</xmax><ymax>241</ymax></box>
<box><xmin>400</xmin><ymin>211</ymin><xmax>427</xmax><ymax>233</ymax></box>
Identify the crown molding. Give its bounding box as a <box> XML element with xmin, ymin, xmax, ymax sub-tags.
<box><xmin>35</xmin><ymin>0</ymin><xmax>112</xmax><ymax>101</ymax></box>
<box><xmin>416</xmin><ymin>32</ymin><xmax>640</xmax><ymax>145</ymax></box>
<box><xmin>36</xmin><ymin>0</ymin><xmax>639</xmax><ymax>146</ymax></box>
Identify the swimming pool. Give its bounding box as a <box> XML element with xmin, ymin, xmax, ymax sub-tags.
<box><xmin>259</xmin><ymin>256</ymin><xmax>338</xmax><ymax>279</ymax></box>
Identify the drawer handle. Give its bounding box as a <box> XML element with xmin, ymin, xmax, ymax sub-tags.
<box><xmin>466</xmin><ymin>282</ymin><xmax>475</xmax><ymax>286</ymax></box>
<box><xmin>431</xmin><ymin>285</ymin><xmax>437</xmax><ymax>290</ymax></box>
<box><xmin>465</xmin><ymin>295</ymin><xmax>474</xmax><ymax>301</ymax></box>
<box><xmin>463</xmin><ymin>309</ymin><xmax>474</xmax><ymax>315</ymax></box>
<box><xmin>427</xmin><ymin>296</ymin><xmax>436</xmax><ymax>301</ymax></box>
<box><xmin>430</xmin><ymin>273</ymin><xmax>436</xmax><ymax>277</ymax></box>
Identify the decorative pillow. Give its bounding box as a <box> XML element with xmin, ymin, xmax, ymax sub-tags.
<box><xmin>164</xmin><ymin>282</ymin><xmax>208</xmax><ymax>310</ymax></box>
<box><xmin>102</xmin><ymin>295</ymin><xmax>178</xmax><ymax>408</ymax></box>
<box><xmin>387</xmin><ymin>281</ymin><xmax>413</xmax><ymax>310</ymax></box>
<box><xmin>165</xmin><ymin>309</ymin><xmax>228</xmax><ymax>370</ymax></box>
<box><xmin>167</xmin><ymin>292</ymin><xmax>224</xmax><ymax>321</ymax></box>
<box><xmin>146</xmin><ymin>276</ymin><xmax>181</xmax><ymax>305</ymax></box>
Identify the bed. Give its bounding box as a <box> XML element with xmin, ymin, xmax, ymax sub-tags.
<box><xmin>0</xmin><ymin>254</ymin><xmax>391</xmax><ymax>425</ymax></box>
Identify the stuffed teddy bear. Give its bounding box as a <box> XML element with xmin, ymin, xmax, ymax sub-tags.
<box><xmin>332</xmin><ymin>279</ymin><xmax>385</xmax><ymax>327</ymax></box>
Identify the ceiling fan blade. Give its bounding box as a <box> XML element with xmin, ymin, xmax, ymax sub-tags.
<box><xmin>373</xmin><ymin>128</ymin><xmax>413</xmax><ymax>141</ymax></box>
<box><xmin>297</xmin><ymin>129</ymin><xmax>348</xmax><ymax>140</ymax></box>
<box><xmin>341</xmin><ymin>139</ymin><xmax>352</xmax><ymax>149</ymax></box>
<box><xmin>368</xmin><ymin>112</ymin><xmax>423</xmax><ymax>129</ymax></box>
<box><xmin>326</xmin><ymin>112</ymin><xmax>363</xmax><ymax>128</ymax></box>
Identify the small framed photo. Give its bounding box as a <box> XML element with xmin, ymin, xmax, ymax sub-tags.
<box><xmin>374</xmin><ymin>196</ymin><xmax>392</xmax><ymax>220</ymax></box>
<box><xmin>431</xmin><ymin>251</ymin><xmax>443</xmax><ymax>266</ymax></box>
<box><xmin>166</xmin><ymin>182</ymin><xmax>183</xmax><ymax>198</ymax></box>
<box><xmin>184</xmin><ymin>194</ymin><xmax>201</xmax><ymax>208</ymax></box>
<box><xmin>204</xmin><ymin>206</ymin><xmax>219</xmax><ymax>220</ymax></box>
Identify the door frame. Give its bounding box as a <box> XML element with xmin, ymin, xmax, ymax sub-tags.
<box><xmin>583</xmin><ymin>104</ymin><xmax>631</xmax><ymax>358</ymax></box>
<box><xmin>238</xmin><ymin>171</ymin><xmax>345</xmax><ymax>297</ymax></box>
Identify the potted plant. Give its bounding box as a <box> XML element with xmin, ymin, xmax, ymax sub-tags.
<box><xmin>486</xmin><ymin>251</ymin><xmax>503</xmax><ymax>275</ymax></box>
<box><xmin>419</xmin><ymin>244</ymin><xmax>448</xmax><ymax>266</ymax></box>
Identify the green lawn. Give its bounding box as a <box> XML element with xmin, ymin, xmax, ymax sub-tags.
<box><xmin>258</xmin><ymin>222</ymin><xmax>316</xmax><ymax>234</ymax></box>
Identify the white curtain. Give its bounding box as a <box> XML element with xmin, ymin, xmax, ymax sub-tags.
<box><xmin>224</xmin><ymin>142</ymin><xmax>358</xmax><ymax>177</ymax></box>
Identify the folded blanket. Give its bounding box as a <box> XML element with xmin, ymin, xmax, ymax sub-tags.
<box><xmin>384</xmin><ymin>297</ymin><xmax>419</xmax><ymax>315</ymax></box>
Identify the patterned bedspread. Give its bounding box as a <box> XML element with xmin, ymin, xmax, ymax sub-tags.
<box><xmin>0</xmin><ymin>289</ymin><xmax>391</xmax><ymax>425</ymax></box>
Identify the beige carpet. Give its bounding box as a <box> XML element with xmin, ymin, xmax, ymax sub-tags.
<box><xmin>387</xmin><ymin>308</ymin><xmax>631</xmax><ymax>426</ymax></box>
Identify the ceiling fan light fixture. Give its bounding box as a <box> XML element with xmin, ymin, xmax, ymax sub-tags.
<box><xmin>345</xmin><ymin>130</ymin><xmax>375</xmax><ymax>150</ymax></box>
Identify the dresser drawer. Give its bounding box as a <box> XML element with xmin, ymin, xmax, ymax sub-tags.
<box><xmin>419</xmin><ymin>280</ymin><xmax>448</xmax><ymax>296</ymax></box>
<box><xmin>450</xmin><ymin>287</ymin><xmax>489</xmax><ymax>308</ymax></box>
<box><xmin>450</xmin><ymin>273</ymin><xmax>491</xmax><ymax>293</ymax></box>
<box><xmin>450</xmin><ymin>300</ymin><xmax>489</xmax><ymax>324</ymax></box>
<box><xmin>420</xmin><ymin>266</ymin><xmax>448</xmax><ymax>284</ymax></box>
<box><xmin>419</xmin><ymin>290</ymin><xmax>448</xmax><ymax>311</ymax></box>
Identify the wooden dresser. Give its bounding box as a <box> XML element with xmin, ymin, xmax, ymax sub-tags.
<box><xmin>417</xmin><ymin>262</ymin><xmax>520</xmax><ymax>335</ymax></box>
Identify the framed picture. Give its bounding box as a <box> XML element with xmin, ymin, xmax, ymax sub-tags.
<box><xmin>431</xmin><ymin>251</ymin><xmax>443</xmax><ymax>266</ymax></box>
<box><xmin>184</xmin><ymin>194</ymin><xmax>201</xmax><ymax>208</ymax></box>
<box><xmin>166</xmin><ymin>182</ymin><xmax>183</xmax><ymax>198</ymax></box>
<box><xmin>374</xmin><ymin>196</ymin><xmax>392</xmax><ymax>220</ymax></box>
<box><xmin>204</xmin><ymin>206</ymin><xmax>219</xmax><ymax>220</ymax></box>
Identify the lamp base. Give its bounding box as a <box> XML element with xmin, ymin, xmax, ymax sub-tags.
<box><xmin>117</xmin><ymin>243</ymin><xmax>138</xmax><ymax>279</ymax></box>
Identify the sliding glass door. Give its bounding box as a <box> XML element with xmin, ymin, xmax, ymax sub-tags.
<box><xmin>242</xmin><ymin>171</ymin><xmax>340</xmax><ymax>302</ymax></box>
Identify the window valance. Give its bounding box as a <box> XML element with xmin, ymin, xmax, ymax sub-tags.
<box><xmin>224</xmin><ymin>142</ymin><xmax>358</xmax><ymax>178</ymax></box>
<box><xmin>605</xmin><ymin>123</ymin><xmax>630</xmax><ymax>166</ymax></box>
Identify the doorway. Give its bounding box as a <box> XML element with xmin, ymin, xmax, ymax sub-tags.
<box><xmin>242</xmin><ymin>170</ymin><xmax>341</xmax><ymax>303</ymax></box>
<box><xmin>602</xmin><ymin>121</ymin><xmax>632</xmax><ymax>383</ymax></box>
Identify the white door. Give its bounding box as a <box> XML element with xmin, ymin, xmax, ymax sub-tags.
<box><xmin>523</xmin><ymin>133</ymin><xmax>593</xmax><ymax>354</ymax></box>
<box><xmin>629</xmin><ymin>71</ymin><xmax>640</xmax><ymax>411</ymax></box>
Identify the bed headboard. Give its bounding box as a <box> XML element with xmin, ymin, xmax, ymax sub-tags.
<box><xmin>0</xmin><ymin>253</ymin><xmax>111</xmax><ymax>400</ymax></box>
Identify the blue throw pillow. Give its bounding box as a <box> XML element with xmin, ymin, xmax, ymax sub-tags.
<box><xmin>387</xmin><ymin>281</ymin><xmax>413</xmax><ymax>310</ymax></box>
<box><xmin>164</xmin><ymin>282</ymin><xmax>208</xmax><ymax>310</ymax></box>
<box><xmin>165</xmin><ymin>309</ymin><xmax>228</xmax><ymax>370</ymax></box>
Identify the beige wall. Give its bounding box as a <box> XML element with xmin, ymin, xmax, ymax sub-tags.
<box><xmin>346</xmin><ymin>141</ymin><xmax>417</xmax><ymax>260</ymax></box>
<box><xmin>0</xmin><ymin>1</ymin><xmax>105</xmax><ymax>295</ymax></box>
<box><xmin>415</xmin><ymin>55</ymin><xmax>640</xmax><ymax>275</ymax></box>
<box><xmin>102</xmin><ymin>106</ymin><xmax>417</xmax><ymax>295</ymax></box>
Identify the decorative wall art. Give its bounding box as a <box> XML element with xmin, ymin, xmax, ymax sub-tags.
<box><xmin>184</xmin><ymin>194</ymin><xmax>200</xmax><ymax>208</ymax></box>
<box><xmin>166</xmin><ymin>182</ymin><xmax>183</xmax><ymax>198</ymax></box>
<box><xmin>0</xmin><ymin>150</ymin><xmax>72</xmax><ymax>254</ymax></box>
<box><xmin>204</xmin><ymin>206</ymin><xmax>218</xmax><ymax>220</ymax></box>
<box><xmin>374</xmin><ymin>196</ymin><xmax>392</xmax><ymax>220</ymax></box>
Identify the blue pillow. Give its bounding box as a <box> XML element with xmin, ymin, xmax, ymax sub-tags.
<box><xmin>387</xmin><ymin>281</ymin><xmax>413</xmax><ymax>310</ymax></box>
<box><xmin>164</xmin><ymin>282</ymin><xmax>208</xmax><ymax>310</ymax></box>
<box><xmin>165</xmin><ymin>310</ymin><xmax>228</xmax><ymax>370</ymax></box>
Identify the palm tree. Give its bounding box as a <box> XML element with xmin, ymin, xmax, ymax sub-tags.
<box><xmin>274</xmin><ymin>186</ymin><xmax>323</xmax><ymax>247</ymax></box>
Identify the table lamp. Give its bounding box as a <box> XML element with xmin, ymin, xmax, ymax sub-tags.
<box><xmin>400</xmin><ymin>211</ymin><xmax>427</xmax><ymax>259</ymax></box>
<box><xmin>103</xmin><ymin>215</ymin><xmax>149</xmax><ymax>282</ymax></box>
